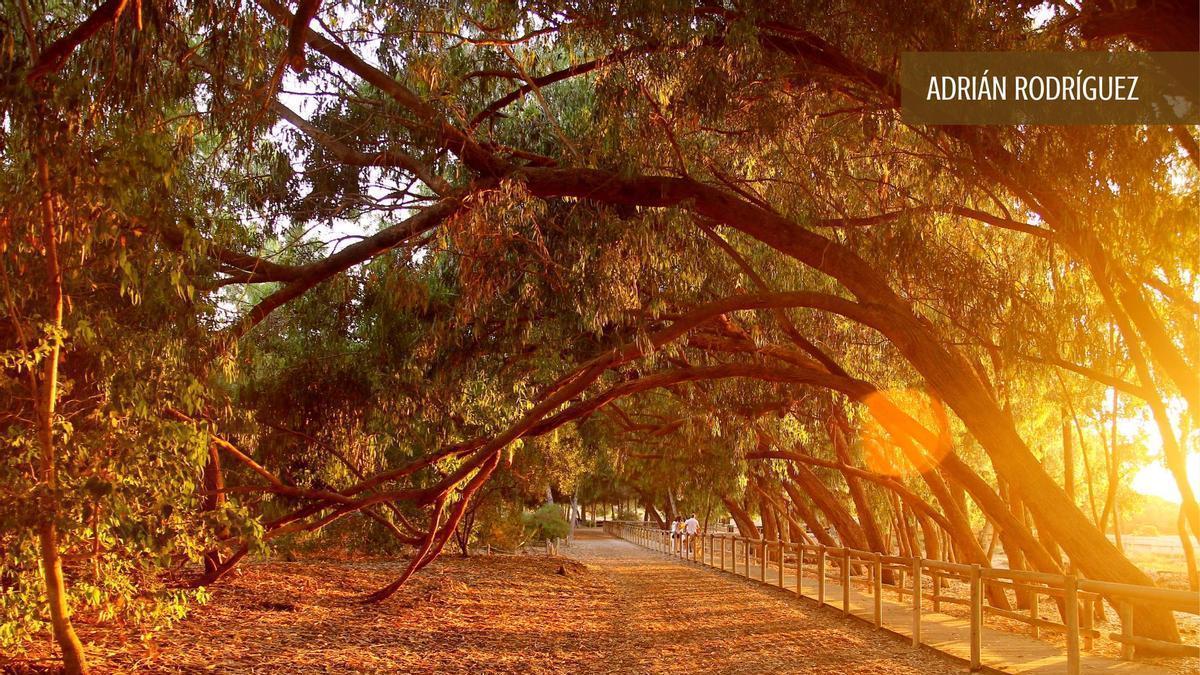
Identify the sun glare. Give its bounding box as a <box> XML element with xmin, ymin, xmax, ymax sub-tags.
<box><xmin>1132</xmin><ymin>454</ymin><xmax>1200</xmax><ymax>504</ymax></box>
<box><xmin>859</xmin><ymin>389</ymin><xmax>953</xmax><ymax>478</ymax></box>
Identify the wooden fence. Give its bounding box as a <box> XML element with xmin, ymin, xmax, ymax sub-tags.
<box><xmin>604</xmin><ymin>521</ymin><xmax>1199</xmax><ymax>673</ymax></box>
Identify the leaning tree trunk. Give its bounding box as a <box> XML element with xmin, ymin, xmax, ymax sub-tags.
<box><xmin>998</xmin><ymin>480</ymin><xmax>1032</xmax><ymax>609</ymax></box>
<box><xmin>829</xmin><ymin>408</ymin><xmax>894</xmax><ymax>582</ymax></box>
<box><xmin>785</xmin><ymin>463</ymin><xmax>868</xmax><ymax>551</ymax></box>
<box><xmin>758</xmin><ymin>488</ymin><xmax>781</xmax><ymax>562</ymax></box>
<box><xmin>829</xmin><ymin>409</ymin><xmax>888</xmax><ymax>553</ymax></box>
<box><xmin>722</xmin><ymin>495</ymin><xmax>759</xmax><ymax>538</ymax></box>
<box><xmin>778</xmin><ymin>476</ymin><xmax>839</xmax><ymax>547</ymax></box>
<box><xmin>947</xmin><ymin>122</ymin><xmax>1200</xmax><ymax>552</ymax></box>
<box><xmin>641</xmin><ymin>497</ymin><xmax>666</xmax><ymax>529</ymax></box>
<box><xmin>881</xmin><ymin>437</ymin><xmax>1013</xmax><ymax>609</ymax></box>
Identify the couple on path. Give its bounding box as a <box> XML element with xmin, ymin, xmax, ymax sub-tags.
<box><xmin>670</xmin><ymin>513</ymin><xmax>700</xmax><ymax>554</ymax></box>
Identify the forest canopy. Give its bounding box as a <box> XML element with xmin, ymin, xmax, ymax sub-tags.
<box><xmin>0</xmin><ymin>0</ymin><xmax>1197</xmax><ymax>672</ymax></box>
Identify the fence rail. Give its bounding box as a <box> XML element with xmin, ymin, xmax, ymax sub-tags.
<box><xmin>604</xmin><ymin>521</ymin><xmax>1199</xmax><ymax>673</ymax></box>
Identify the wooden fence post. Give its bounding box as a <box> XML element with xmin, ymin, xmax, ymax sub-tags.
<box><xmin>912</xmin><ymin>558</ymin><xmax>922</xmax><ymax>647</ymax></box>
<box><xmin>872</xmin><ymin>553</ymin><xmax>883</xmax><ymax>628</ymax></box>
<box><xmin>969</xmin><ymin>564</ymin><xmax>982</xmax><ymax>671</ymax></box>
<box><xmin>795</xmin><ymin>543</ymin><xmax>803</xmax><ymax>596</ymax></box>
<box><xmin>743</xmin><ymin>537</ymin><xmax>750</xmax><ymax>577</ymax></box>
<box><xmin>759</xmin><ymin>540</ymin><xmax>767</xmax><ymax>582</ymax></box>
<box><xmin>1065</xmin><ymin>574</ymin><xmax>1080</xmax><ymax>675</ymax></box>
<box><xmin>818</xmin><ymin>546</ymin><xmax>826</xmax><ymax>605</ymax></box>
<box><xmin>1119</xmin><ymin>601</ymin><xmax>1134</xmax><ymax>661</ymax></box>
<box><xmin>932</xmin><ymin>570</ymin><xmax>941</xmax><ymax>612</ymax></box>
<box><xmin>1030</xmin><ymin>589</ymin><xmax>1040</xmax><ymax>638</ymax></box>
<box><xmin>776</xmin><ymin>540</ymin><xmax>784</xmax><ymax>587</ymax></box>
<box><xmin>842</xmin><ymin>549</ymin><xmax>851</xmax><ymax>616</ymax></box>
<box><xmin>720</xmin><ymin>536</ymin><xmax>726</xmax><ymax>570</ymax></box>
<box><xmin>1082</xmin><ymin>595</ymin><xmax>1095</xmax><ymax>651</ymax></box>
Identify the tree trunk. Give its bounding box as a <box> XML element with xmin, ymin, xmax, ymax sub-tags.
<box><xmin>1108</xmin><ymin>385</ymin><xmax>1123</xmax><ymax>550</ymax></box>
<box><xmin>871</xmin><ymin>396</ymin><xmax>1062</xmax><ymax>577</ymax></box>
<box><xmin>201</xmin><ymin>443</ymin><xmax>227</xmax><ymax>575</ymax></box>
<box><xmin>913</xmin><ymin>507</ymin><xmax>941</xmax><ymax>560</ymax></box>
<box><xmin>786</xmin><ymin>463</ymin><xmax>867</xmax><ymax>550</ymax></box>
<box><xmin>569</xmin><ymin>494</ymin><xmax>578</xmax><ymax>541</ymax></box>
<box><xmin>641</xmin><ymin>498</ymin><xmax>666</xmax><ymax>529</ymax></box>
<box><xmin>759</xmin><ymin>488</ymin><xmax>780</xmax><ymax>561</ymax></box>
<box><xmin>829</xmin><ymin>406</ymin><xmax>892</xmax><ymax>582</ymax></box>
<box><xmin>1062</xmin><ymin>411</ymin><xmax>1075</xmax><ymax>503</ymax></box>
<box><xmin>893</xmin><ymin>507</ymin><xmax>911</xmax><ymax>558</ymax></box>
<box><xmin>779</xmin><ymin>477</ymin><xmax>838</xmax><ymax>547</ymax></box>
<box><xmin>1180</xmin><ymin>509</ymin><xmax>1199</xmax><ymax>592</ymax></box>
<box><xmin>903</xmin><ymin>343</ymin><xmax>1175</xmax><ymax>638</ymax></box>
<box><xmin>722</xmin><ymin>495</ymin><xmax>759</xmax><ymax>538</ymax></box>
<box><xmin>998</xmin><ymin>480</ymin><xmax>1032</xmax><ymax>608</ymax></box>
<box><xmin>34</xmin><ymin>154</ymin><xmax>89</xmax><ymax>675</ymax></box>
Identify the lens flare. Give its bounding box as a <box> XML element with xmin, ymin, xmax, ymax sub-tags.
<box><xmin>858</xmin><ymin>389</ymin><xmax>953</xmax><ymax>478</ymax></box>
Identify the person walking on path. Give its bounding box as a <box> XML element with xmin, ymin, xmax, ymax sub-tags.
<box><xmin>669</xmin><ymin>516</ymin><xmax>682</xmax><ymax>554</ymax></box>
<box><xmin>684</xmin><ymin>513</ymin><xmax>700</xmax><ymax>558</ymax></box>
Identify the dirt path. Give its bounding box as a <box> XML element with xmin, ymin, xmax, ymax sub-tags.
<box><xmin>6</xmin><ymin>532</ymin><xmax>967</xmax><ymax>673</ymax></box>
<box><xmin>568</xmin><ymin>530</ymin><xmax>963</xmax><ymax>674</ymax></box>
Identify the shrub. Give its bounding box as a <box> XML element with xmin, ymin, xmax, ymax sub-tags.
<box><xmin>474</xmin><ymin>501</ymin><xmax>528</xmax><ymax>551</ymax></box>
<box><xmin>523</xmin><ymin>504</ymin><xmax>570</xmax><ymax>542</ymax></box>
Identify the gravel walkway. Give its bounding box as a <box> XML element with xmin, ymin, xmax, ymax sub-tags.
<box><xmin>569</xmin><ymin>530</ymin><xmax>964</xmax><ymax>674</ymax></box>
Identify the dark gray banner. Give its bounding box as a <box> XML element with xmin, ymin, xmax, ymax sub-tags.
<box><xmin>900</xmin><ymin>52</ymin><xmax>1199</xmax><ymax>125</ymax></box>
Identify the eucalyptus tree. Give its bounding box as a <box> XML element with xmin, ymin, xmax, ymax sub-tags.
<box><xmin>3</xmin><ymin>0</ymin><xmax>1198</xmax><ymax>670</ymax></box>
<box><xmin>197</xmin><ymin>0</ymin><xmax>1192</xmax><ymax>640</ymax></box>
<box><xmin>0</xmin><ymin>5</ymin><xmax>238</xmax><ymax>669</ymax></box>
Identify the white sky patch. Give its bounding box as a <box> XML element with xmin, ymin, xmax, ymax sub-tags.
<box><xmin>268</xmin><ymin>9</ymin><xmax>408</xmax><ymax>257</ymax></box>
<box><xmin>1132</xmin><ymin>453</ymin><xmax>1200</xmax><ymax>504</ymax></box>
<box><xmin>1102</xmin><ymin>392</ymin><xmax>1197</xmax><ymax>505</ymax></box>
<box><xmin>272</xmin><ymin>83</ymin><xmax>377</xmax><ymax>254</ymax></box>
<box><xmin>1026</xmin><ymin>3</ymin><xmax>1058</xmax><ymax>30</ymax></box>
